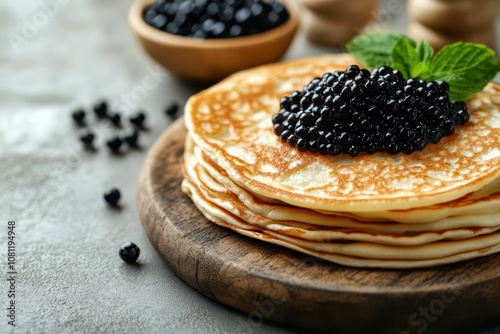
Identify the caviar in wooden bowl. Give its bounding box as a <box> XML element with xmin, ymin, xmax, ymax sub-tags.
<box><xmin>129</xmin><ymin>0</ymin><xmax>299</xmax><ymax>82</ymax></box>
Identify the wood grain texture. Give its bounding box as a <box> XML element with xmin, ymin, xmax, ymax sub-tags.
<box><xmin>138</xmin><ymin>118</ymin><xmax>500</xmax><ymax>334</ymax></box>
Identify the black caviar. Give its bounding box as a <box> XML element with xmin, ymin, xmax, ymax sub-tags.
<box><xmin>104</xmin><ymin>188</ymin><xmax>121</xmax><ymax>206</ymax></box>
<box><xmin>72</xmin><ymin>109</ymin><xmax>86</xmax><ymax>126</ymax></box>
<box><xmin>272</xmin><ymin>65</ymin><xmax>469</xmax><ymax>157</ymax></box>
<box><xmin>93</xmin><ymin>101</ymin><xmax>108</xmax><ymax>118</ymax></box>
<box><xmin>79</xmin><ymin>129</ymin><xmax>96</xmax><ymax>151</ymax></box>
<box><xmin>143</xmin><ymin>0</ymin><xmax>289</xmax><ymax>39</ymax></box>
<box><xmin>108</xmin><ymin>112</ymin><xmax>122</xmax><ymax>127</ymax></box>
<box><xmin>122</xmin><ymin>127</ymin><xmax>140</xmax><ymax>147</ymax></box>
<box><xmin>106</xmin><ymin>137</ymin><xmax>123</xmax><ymax>153</ymax></box>
<box><xmin>165</xmin><ymin>102</ymin><xmax>180</xmax><ymax>117</ymax></box>
<box><xmin>129</xmin><ymin>112</ymin><xmax>146</xmax><ymax>129</ymax></box>
<box><xmin>119</xmin><ymin>241</ymin><xmax>140</xmax><ymax>264</ymax></box>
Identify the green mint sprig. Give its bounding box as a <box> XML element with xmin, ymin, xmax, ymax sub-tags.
<box><xmin>347</xmin><ymin>32</ymin><xmax>500</xmax><ymax>101</ymax></box>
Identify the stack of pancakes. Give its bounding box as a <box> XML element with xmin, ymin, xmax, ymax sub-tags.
<box><xmin>182</xmin><ymin>54</ymin><xmax>500</xmax><ymax>268</ymax></box>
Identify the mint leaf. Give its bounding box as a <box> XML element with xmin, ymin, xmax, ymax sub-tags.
<box><xmin>348</xmin><ymin>33</ymin><xmax>500</xmax><ymax>101</ymax></box>
<box><xmin>391</xmin><ymin>38</ymin><xmax>421</xmax><ymax>79</ymax></box>
<box><xmin>347</xmin><ymin>32</ymin><xmax>416</xmax><ymax>70</ymax></box>
<box><xmin>416</xmin><ymin>40</ymin><xmax>434</xmax><ymax>62</ymax></box>
<box><xmin>411</xmin><ymin>41</ymin><xmax>433</xmax><ymax>78</ymax></box>
<box><xmin>391</xmin><ymin>39</ymin><xmax>433</xmax><ymax>79</ymax></box>
<box><xmin>423</xmin><ymin>42</ymin><xmax>500</xmax><ymax>101</ymax></box>
<box><xmin>411</xmin><ymin>62</ymin><xmax>430</xmax><ymax>78</ymax></box>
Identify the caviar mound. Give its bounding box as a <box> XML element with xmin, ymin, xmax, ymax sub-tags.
<box><xmin>272</xmin><ymin>65</ymin><xmax>469</xmax><ymax>157</ymax></box>
<box><xmin>143</xmin><ymin>0</ymin><xmax>289</xmax><ymax>39</ymax></box>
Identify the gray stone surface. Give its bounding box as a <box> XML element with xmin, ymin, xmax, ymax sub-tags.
<box><xmin>0</xmin><ymin>0</ymin><xmax>498</xmax><ymax>333</ymax></box>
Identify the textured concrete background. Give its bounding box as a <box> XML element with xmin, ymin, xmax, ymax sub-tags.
<box><xmin>0</xmin><ymin>0</ymin><xmax>499</xmax><ymax>333</ymax></box>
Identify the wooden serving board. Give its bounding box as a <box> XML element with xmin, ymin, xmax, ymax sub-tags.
<box><xmin>138</xmin><ymin>118</ymin><xmax>500</xmax><ymax>334</ymax></box>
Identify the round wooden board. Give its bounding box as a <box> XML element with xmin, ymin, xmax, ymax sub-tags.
<box><xmin>138</xmin><ymin>118</ymin><xmax>500</xmax><ymax>334</ymax></box>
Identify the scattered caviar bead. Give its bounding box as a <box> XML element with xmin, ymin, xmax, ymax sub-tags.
<box><xmin>129</xmin><ymin>112</ymin><xmax>146</xmax><ymax>129</ymax></box>
<box><xmin>108</xmin><ymin>112</ymin><xmax>122</xmax><ymax>127</ymax></box>
<box><xmin>272</xmin><ymin>65</ymin><xmax>469</xmax><ymax>156</ymax></box>
<box><xmin>79</xmin><ymin>129</ymin><xmax>95</xmax><ymax>151</ymax></box>
<box><xmin>166</xmin><ymin>102</ymin><xmax>180</xmax><ymax>117</ymax></box>
<box><xmin>104</xmin><ymin>188</ymin><xmax>121</xmax><ymax>206</ymax></box>
<box><xmin>122</xmin><ymin>128</ymin><xmax>140</xmax><ymax>147</ymax></box>
<box><xmin>93</xmin><ymin>101</ymin><xmax>108</xmax><ymax>118</ymax></box>
<box><xmin>72</xmin><ymin>109</ymin><xmax>86</xmax><ymax>126</ymax></box>
<box><xmin>106</xmin><ymin>137</ymin><xmax>123</xmax><ymax>153</ymax></box>
<box><xmin>119</xmin><ymin>241</ymin><xmax>140</xmax><ymax>264</ymax></box>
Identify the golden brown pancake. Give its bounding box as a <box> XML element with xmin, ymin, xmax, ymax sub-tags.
<box><xmin>191</xmin><ymin>136</ymin><xmax>500</xmax><ymax>224</ymax></box>
<box><xmin>183</xmin><ymin>140</ymin><xmax>500</xmax><ymax>247</ymax></box>
<box><xmin>181</xmin><ymin>176</ymin><xmax>500</xmax><ymax>268</ymax></box>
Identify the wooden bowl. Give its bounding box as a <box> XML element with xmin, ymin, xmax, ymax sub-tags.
<box><xmin>129</xmin><ymin>0</ymin><xmax>299</xmax><ymax>82</ymax></box>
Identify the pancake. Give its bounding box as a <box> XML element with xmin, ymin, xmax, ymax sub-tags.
<box><xmin>185</xmin><ymin>54</ymin><xmax>500</xmax><ymax>212</ymax></box>
<box><xmin>191</xmin><ymin>136</ymin><xmax>500</xmax><ymax>224</ymax></box>
<box><xmin>181</xmin><ymin>177</ymin><xmax>500</xmax><ymax>268</ymax></box>
<box><xmin>183</xmin><ymin>141</ymin><xmax>500</xmax><ymax>247</ymax></box>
